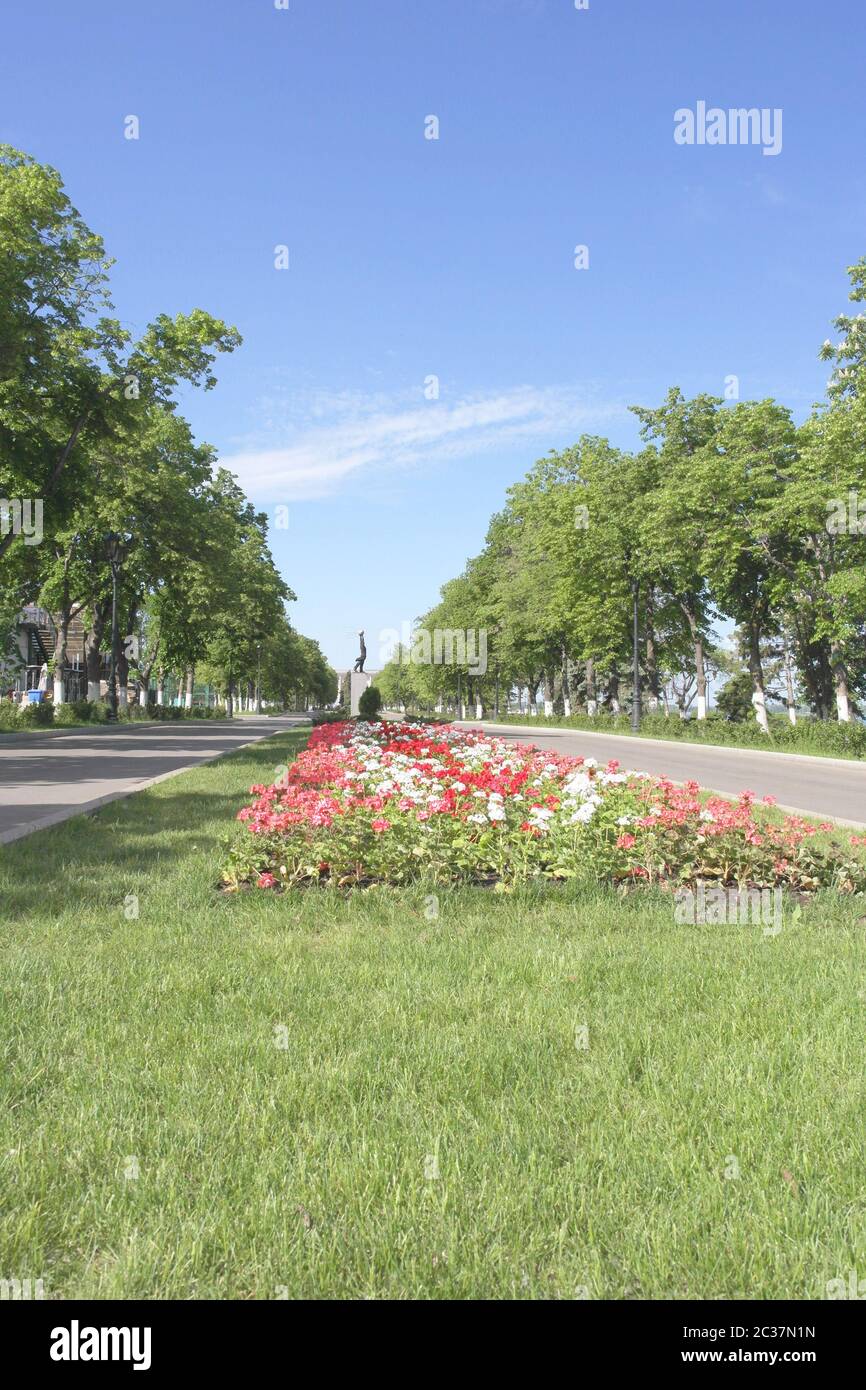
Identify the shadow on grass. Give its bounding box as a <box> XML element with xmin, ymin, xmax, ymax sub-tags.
<box><xmin>0</xmin><ymin>730</ymin><xmax>309</xmax><ymax>924</ymax></box>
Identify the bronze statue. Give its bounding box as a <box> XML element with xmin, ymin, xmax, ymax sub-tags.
<box><xmin>353</xmin><ymin>630</ymin><xmax>367</xmax><ymax>673</ymax></box>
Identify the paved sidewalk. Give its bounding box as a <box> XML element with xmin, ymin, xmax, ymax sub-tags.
<box><xmin>0</xmin><ymin>715</ymin><xmax>309</xmax><ymax>844</ymax></box>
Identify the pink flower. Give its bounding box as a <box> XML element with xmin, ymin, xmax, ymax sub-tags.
<box><xmin>371</xmin><ymin>818</ymin><xmax>391</xmax><ymax>833</ymax></box>
<box><xmin>616</xmin><ymin>833</ymin><xmax>636</xmax><ymax>850</ymax></box>
<box><xmin>257</xmin><ymin>872</ymin><xmax>277</xmax><ymax>889</ymax></box>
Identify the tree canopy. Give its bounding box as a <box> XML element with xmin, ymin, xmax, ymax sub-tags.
<box><xmin>0</xmin><ymin>146</ymin><xmax>334</xmax><ymax>713</ymax></box>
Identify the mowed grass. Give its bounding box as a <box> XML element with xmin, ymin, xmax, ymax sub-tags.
<box><xmin>1</xmin><ymin>729</ymin><xmax>864</xmax><ymax>1300</ymax></box>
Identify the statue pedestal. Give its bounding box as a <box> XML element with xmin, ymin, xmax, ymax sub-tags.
<box><xmin>350</xmin><ymin>671</ymin><xmax>372</xmax><ymax>716</ymax></box>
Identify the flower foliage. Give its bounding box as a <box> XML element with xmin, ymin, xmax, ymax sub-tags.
<box><xmin>223</xmin><ymin>721</ymin><xmax>866</xmax><ymax>894</ymax></box>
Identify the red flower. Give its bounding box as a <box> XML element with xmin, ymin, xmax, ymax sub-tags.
<box><xmin>616</xmin><ymin>833</ymin><xmax>636</xmax><ymax>850</ymax></box>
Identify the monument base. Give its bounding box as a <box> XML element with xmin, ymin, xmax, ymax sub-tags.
<box><xmin>350</xmin><ymin>671</ymin><xmax>373</xmax><ymax>716</ymax></box>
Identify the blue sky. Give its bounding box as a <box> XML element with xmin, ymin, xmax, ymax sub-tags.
<box><xmin>3</xmin><ymin>0</ymin><xmax>865</xmax><ymax>668</ymax></box>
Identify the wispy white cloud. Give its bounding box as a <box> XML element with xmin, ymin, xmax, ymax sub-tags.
<box><xmin>219</xmin><ymin>384</ymin><xmax>628</xmax><ymax>501</ymax></box>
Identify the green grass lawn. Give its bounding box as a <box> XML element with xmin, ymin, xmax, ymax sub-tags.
<box><xmin>1</xmin><ymin>729</ymin><xmax>864</xmax><ymax>1300</ymax></box>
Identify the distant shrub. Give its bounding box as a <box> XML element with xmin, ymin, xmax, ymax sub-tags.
<box><xmin>0</xmin><ymin>703</ymin><xmax>20</xmax><ymax>730</ymax></box>
<box><xmin>16</xmin><ymin>700</ymin><xmax>55</xmax><ymax>727</ymax></box>
<box><xmin>358</xmin><ymin>686</ymin><xmax>383</xmax><ymax>720</ymax></box>
<box><xmin>120</xmin><ymin>704</ymin><xmax>153</xmax><ymax>720</ymax></box>
<box><xmin>145</xmin><ymin>704</ymin><xmax>183</xmax><ymax>721</ymax></box>
<box><xmin>55</xmin><ymin>703</ymin><xmax>83</xmax><ymax>726</ymax></box>
<box><xmin>715</xmin><ymin>672</ymin><xmax>759</xmax><ymax>723</ymax></box>
<box><xmin>311</xmin><ymin>705</ymin><xmax>349</xmax><ymax>726</ymax></box>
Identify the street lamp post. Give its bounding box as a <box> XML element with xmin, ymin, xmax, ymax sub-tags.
<box><xmin>631</xmin><ymin>576</ymin><xmax>641</xmax><ymax>733</ymax></box>
<box><xmin>256</xmin><ymin>643</ymin><xmax>262</xmax><ymax>714</ymax></box>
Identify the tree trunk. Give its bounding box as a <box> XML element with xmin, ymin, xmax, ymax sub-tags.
<box><xmin>585</xmin><ymin>658</ymin><xmax>597</xmax><ymax>716</ymax></box>
<box><xmin>84</xmin><ymin>600</ymin><xmax>108</xmax><ymax>703</ymax></box>
<box><xmin>748</xmin><ymin>622</ymin><xmax>769</xmax><ymax>734</ymax></box>
<box><xmin>185</xmin><ymin>669</ymin><xmax>195</xmax><ymax>710</ymax></box>
<box><xmin>605</xmin><ymin>666</ymin><xmax>620</xmax><ymax>715</ymax></box>
<box><xmin>783</xmin><ymin>636</ymin><xmax>797</xmax><ymax>727</ymax></box>
<box><xmin>117</xmin><ymin>646</ymin><xmax>129</xmax><ymax>710</ymax></box>
<box><xmin>680</xmin><ymin>600</ymin><xmax>707</xmax><ymax>719</ymax></box>
<box><xmin>790</xmin><ymin>611</ymin><xmax>831</xmax><ymax>719</ymax></box>
<box><xmin>830</xmin><ymin>640</ymin><xmax>851</xmax><ymax>722</ymax></box>
<box><xmin>543</xmin><ymin>670</ymin><xmax>555</xmax><ymax>718</ymax></box>
<box><xmin>644</xmin><ymin>588</ymin><xmax>661</xmax><ymax>712</ymax></box>
<box><xmin>53</xmin><ymin>611</ymin><xmax>70</xmax><ymax>705</ymax></box>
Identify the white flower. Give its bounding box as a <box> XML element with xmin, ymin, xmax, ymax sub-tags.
<box><xmin>468</xmin><ymin>813</ymin><xmax>488</xmax><ymax>825</ymax></box>
<box><xmin>649</xmin><ymin>806</ymin><xmax>663</xmax><ymax>817</ymax></box>
<box><xmin>487</xmin><ymin>804</ymin><xmax>506</xmax><ymax>821</ymax></box>
<box><xmin>616</xmin><ymin>816</ymin><xmax>632</xmax><ymax>826</ymax></box>
<box><xmin>699</xmin><ymin>810</ymin><xmax>715</xmax><ymax>823</ymax></box>
<box><xmin>563</xmin><ymin>772</ymin><xmax>592</xmax><ymax>798</ymax></box>
<box><xmin>570</xmin><ymin>801</ymin><xmax>598</xmax><ymax>824</ymax></box>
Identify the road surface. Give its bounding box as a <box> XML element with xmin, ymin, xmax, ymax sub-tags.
<box><xmin>0</xmin><ymin>715</ymin><xmax>309</xmax><ymax>844</ymax></box>
<box><xmin>457</xmin><ymin>721</ymin><xmax>866</xmax><ymax>828</ymax></box>
<box><xmin>2</xmin><ymin>715</ymin><xmax>863</xmax><ymax>846</ymax></box>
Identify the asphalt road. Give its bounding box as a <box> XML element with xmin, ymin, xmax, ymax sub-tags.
<box><xmin>2</xmin><ymin>714</ymin><xmax>864</xmax><ymax>846</ymax></box>
<box><xmin>457</xmin><ymin>721</ymin><xmax>866</xmax><ymax>828</ymax></box>
<box><xmin>0</xmin><ymin>715</ymin><xmax>309</xmax><ymax>844</ymax></box>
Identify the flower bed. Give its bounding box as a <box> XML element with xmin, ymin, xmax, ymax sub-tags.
<box><xmin>222</xmin><ymin>721</ymin><xmax>866</xmax><ymax>894</ymax></box>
